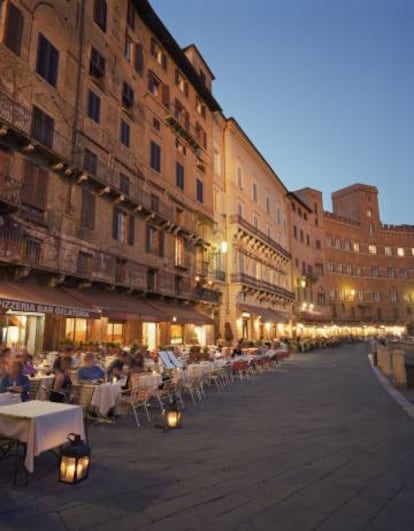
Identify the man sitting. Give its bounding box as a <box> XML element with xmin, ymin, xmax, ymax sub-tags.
<box><xmin>77</xmin><ymin>352</ymin><xmax>105</xmax><ymax>382</ymax></box>
<box><xmin>0</xmin><ymin>360</ymin><xmax>30</xmax><ymax>401</ymax></box>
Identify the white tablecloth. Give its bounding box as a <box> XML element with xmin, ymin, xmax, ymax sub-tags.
<box><xmin>0</xmin><ymin>400</ymin><xmax>85</xmax><ymax>473</ymax></box>
<box><xmin>89</xmin><ymin>382</ymin><xmax>124</xmax><ymax>416</ymax></box>
<box><xmin>0</xmin><ymin>392</ymin><xmax>21</xmax><ymax>406</ymax></box>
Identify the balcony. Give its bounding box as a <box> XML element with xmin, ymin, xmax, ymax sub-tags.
<box><xmin>0</xmin><ymin>217</ymin><xmax>23</xmax><ymax>261</ymax></box>
<box><xmin>0</xmin><ymin>87</ymin><xmax>71</xmax><ymax>161</ymax></box>
<box><xmin>214</xmin><ymin>269</ymin><xmax>226</xmax><ymax>282</ymax></box>
<box><xmin>0</xmin><ymin>173</ymin><xmax>21</xmax><ymax>213</ymax></box>
<box><xmin>230</xmin><ymin>215</ymin><xmax>291</xmax><ymax>261</ymax></box>
<box><xmin>165</xmin><ymin>105</ymin><xmax>202</xmax><ymax>155</ymax></box>
<box><xmin>231</xmin><ymin>272</ymin><xmax>295</xmax><ymax>301</ymax></box>
<box><xmin>196</xmin><ymin>287</ymin><xmax>220</xmax><ymax>304</ymax></box>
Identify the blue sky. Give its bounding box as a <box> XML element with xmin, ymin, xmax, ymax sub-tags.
<box><xmin>150</xmin><ymin>0</ymin><xmax>414</xmax><ymax>225</ymax></box>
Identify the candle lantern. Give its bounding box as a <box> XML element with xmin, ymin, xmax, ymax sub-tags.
<box><xmin>164</xmin><ymin>399</ymin><xmax>182</xmax><ymax>431</ymax></box>
<box><xmin>59</xmin><ymin>433</ymin><xmax>90</xmax><ymax>484</ymax></box>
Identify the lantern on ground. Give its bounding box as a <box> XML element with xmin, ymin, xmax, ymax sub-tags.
<box><xmin>59</xmin><ymin>433</ymin><xmax>90</xmax><ymax>484</ymax></box>
<box><xmin>164</xmin><ymin>399</ymin><xmax>182</xmax><ymax>431</ymax></box>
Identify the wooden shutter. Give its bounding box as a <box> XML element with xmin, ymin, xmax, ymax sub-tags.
<box><xmin>161</xmin><ymin>53</ymin><xmax>167</xmax><ymax>71</ymax></box>
<box><xmin>184</xmin><ymin>111</ymin><xmax>190</xmax><ymax>131</ymax></box>
<box><xmin>22</xmin><ymin>160</ymin><xmax>48</xmax><ymax>210</ymax></box>
<box><xmin>81</xmin><ymin>189</ymin><xmax>95</xmax><ymax>230</ymax></box>
<box><xmin>161</xmin><ymin>84</ymin><xmax>170</xmax><ymax>107</ymax></box>
<box><xmin>134</xmin><ymin>43</ymin><xmax>144</xmax><ymax>74</ymax></box>
<box><xmin>4</xmin><ymin>3</ymin><xmax>24</xmax><ymax>56</ymax></box>
<box><xmin>127</xmin><ymin>216</ymin><xmax>134</xmax><ymax>246</ymax></box>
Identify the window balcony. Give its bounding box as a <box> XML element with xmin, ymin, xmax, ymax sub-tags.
<box><xmin>231</xmin><ymin>272</ymin><xmax>295</xmax><ymax>301</ymax></box>
<box><xmin>0</xmin><ymin>172</ymin><xmax>21</xmax><ymax>213</ymax></box>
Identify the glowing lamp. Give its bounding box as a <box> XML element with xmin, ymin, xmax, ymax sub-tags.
<box><xmin>59</xmin><ymin>434</ymin><xmax>90</xmax><ymax>484</ymax></box>
<box><xmin>164</xmin><ymin>399</ymin><xmax>182</xmax><ymax>430</ymax></box>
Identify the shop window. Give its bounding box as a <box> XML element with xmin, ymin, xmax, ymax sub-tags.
<box><xmin>36</xmin><ymin>34</ymin><xmax>59</xmax><ymax>87</ymax></box>
<box><xmin>4</xmin><ymin>2</ymin><xmax>23</xmax><ymax>56</ymax></box>
<box><xmin>31</xmin><ymin>106</ymin><xmax>55</xmax><ymax>148</ymax></box>
<box><xmin>66</xmin><ymin>318</ymin><xmax>88</xmax><ymax>343</ymax></box>
<box><xmin>170</xmin><ymin>324</ymin><xmax>183</xmax><ymax>345</ymax></box>
<box><xmin>77</xmin><ymin>252</ymin><xmax>92</xmax><ymax>275</ymax></box>
<box><xmin>106</xmin><ymin>322</ymin><xmax>124</xmax><ymax>343</ymax></box>
<box><xmin>80</xmin><ymin>188</ymin><xmax>96</xmax><ymax>230</ymax></box>
<box><xmin>94</xmin><ymin>0</ymin><xmax>107</xmax><ymax>32</ymax></box>
<box><xmin>23</xmin><ymin>237</ymin><xmax>41</xmax><ymax>264</ymax></box>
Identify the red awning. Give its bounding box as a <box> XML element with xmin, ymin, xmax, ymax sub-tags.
<box><xmin>0</xmin><ymin>282</ymin><xmax>100</xmax><ymax>318</ymax></box>
<box><xmin>62</xmin><ymin>289</ymin><xmax>166</xmax><ymax>322</ymax></box>
<box><xmin>146</xmin><ymin>302</ymin><xmax>214</xmax><ymax>325</ymax></box>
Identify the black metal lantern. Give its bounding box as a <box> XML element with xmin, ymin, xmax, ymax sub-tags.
<box><xmin>164</xmin><ymin>398</ymin><xmax>183</xmax><ymax>431</ymax></box>
<box><xmin>59</xmin><ymin>433</ymin><xmax>90</xmax><ymax>484</ymax></box>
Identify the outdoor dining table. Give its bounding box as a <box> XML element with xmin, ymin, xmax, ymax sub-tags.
<box><xmin>0</xmin><ymin>400</ymin><xmax>85</xmax><ymax>473</ymax></box>
<box><xmin>132</xmin><ymin>373</ymin><xmax>162</xmax><ymax>389</ymax></box>
<box><xmin>0</xmin><ymin>392</ymin><xmax>21</xmax><ymax>407</ymax></box>
<box><xmin>88</xmin><ymin>381</ymin><xmax>124</xmax><ymax>416</ymax></box>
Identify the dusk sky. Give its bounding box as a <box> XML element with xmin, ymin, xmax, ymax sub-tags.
<box><xmin>151</xmin><ymin>0</ymin><xmax>414</xmax><ymax>225</ymax></box>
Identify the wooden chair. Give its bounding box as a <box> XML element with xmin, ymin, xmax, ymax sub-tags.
<box><xmin>70</xmin><ymin>384</ymin><xmax>95</xmax><ymax>442</ymax></box>
<box><xmin>28</xmin><ymin>380</ymin><xmax>40</xmax><ymax>400</ymax></box>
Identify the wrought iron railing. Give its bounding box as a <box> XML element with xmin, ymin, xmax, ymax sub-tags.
<box><xmin>231</xmin><ymin>272</ymin><xmax>295</xmax><ymax>300</ymax></box>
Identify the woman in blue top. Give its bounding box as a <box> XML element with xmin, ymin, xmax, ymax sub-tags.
<box><xmin>0</xmin><ymin>360</ymin><xmax>30</xmax><ymax>401</ymax></box>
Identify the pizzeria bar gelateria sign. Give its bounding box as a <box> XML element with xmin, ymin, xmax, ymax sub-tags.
<box><xmin>0</xmin><ymin>298</ymin><xmax>98</xmax><ymax>319</ymax></box>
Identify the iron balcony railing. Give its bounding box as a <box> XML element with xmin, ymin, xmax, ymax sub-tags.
<box><xmin>231</xmin><ymin>272</ymin><xmax>295</xmax><ymax>301</ymax></box>
<box><xmin>230</xmin><ymin>215</ymin><xmax>291</xmax><ymax>260</ymax></box>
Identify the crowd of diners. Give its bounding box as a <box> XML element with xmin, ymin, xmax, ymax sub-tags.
<box><xmin>0</xmin><ymin>345</ymin><xmax>154</xmax><ymax>403</ymax></box>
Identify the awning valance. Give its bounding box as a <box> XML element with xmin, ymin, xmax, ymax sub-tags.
<box><xmin>237</xmin><ymin>304</ymin><xmax>288</xmax><ymax>323</ymax></box>
<box><xmin>147</xmin><ymin>302</ymin><xmax>214</xmax><ymax>325</ymax></box>
<box><xmin>0</xmin><ymin>282</ymin><xmax>100</xmax><ymax>318</ymax></box>
<box><xmin>62</xmin><ymin>289</ymin><xmax>166</xmax><ymax>322</ymax></box>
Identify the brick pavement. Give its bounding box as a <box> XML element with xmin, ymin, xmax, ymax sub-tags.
<box><xmin>1</xmin><ymin>342</ymin><xmax>414</xmax><ymax>531</ymax></box>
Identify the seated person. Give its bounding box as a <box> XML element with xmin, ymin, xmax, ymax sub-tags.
<box><xmin>0</xmin><ymin>360</ymin><xmax>30</xmax><ymax>401</ymax></box>
<box><xmin>107</xmin><ymin>350</ymin><xmax>128</xmax><ymax>380</ymax></box>
<box><xmin>77</xmin><ymin>352</ymin><xmax>105</xmax><ymax>382</ymax></box>
<box><xmin>0</xmin><ymin>347</ymin><xmax>11</xmax><ymax>379</ymax></box>
<box><xmin>50</xmin><ymin>356</ymin><xmax>72</xmax><ymax>402</ymax></box>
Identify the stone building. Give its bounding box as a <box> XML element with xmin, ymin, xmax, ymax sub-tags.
<box><xmin>213</xmin><ymin>117</ymin><xmax>294</xmax><ymax>343</ymax></box>
<box><xmin>286</xmin><ymin>189</ymin><xmax>326</xmax><ymax>335</ymax></box>
<box><xmin>0</xmin><ymin>0</ymin><xmax>222</xmax><ymax>351</ymax></box>
<box><xmin>323</xmin><ymin>184</ymin><xmax>414</xmax><ymax>335</ymax></box>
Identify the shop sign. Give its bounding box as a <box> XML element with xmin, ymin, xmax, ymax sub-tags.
<box><xmin>0</xmin><ymin>298</ymin><xmax>96</xmax><ymax>318</ymax></box>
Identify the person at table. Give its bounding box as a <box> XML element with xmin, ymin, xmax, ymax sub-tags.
<box><xmin>18</xmin><ymin>349</ymin><xmax>37</xmax><ymax>376</ymax></box>
<box><xmin>77</xmin><ymin>352</ymin><xmax>105</xmax><ymax>382</ymax></box>
<box><xmin>231</xmin><ymin>340</ymin><xmax>243</xmax><ymax>358</ymax></box>
<box><xmin>0</xmin><ymin>347</ymin><xmax>11</xmax><ymax>379</ymax></box>
<box><xmin>107</xmin><ymin>350</ymin><xmax>128</xmax><ymax>381</ymax></box>
<box><xmin>0</xmin><ymin>360</ymin><xmax>30</xmax><ymax>401</ymax></box>
<box><xmin>49</xmin><ymin>356</ymin><xmax>73</xmax><ymax>402</ymax></box>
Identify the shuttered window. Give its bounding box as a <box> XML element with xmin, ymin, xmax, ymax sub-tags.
<box><xmin>80</xmin><ymin>189</ymin><xmax>96</xmax><ymax>230</ymax></box>
<box><xmin>22</xmin><ymin>160</ymin><xmax>48</xmax><ymax>211</ymax></box>
<box><xmin>134</xmin><ymin>43</ymin><xmax>144</xmax><ymax>74</ymax></box>
<box><xmin>31</xmin><ymin>106</ymin><xmax>55</xmax><ymax>148</ymax></box>
<box><xmin>150</xmin><ymin>141</ymin><xmax>161</xmax><ymax>172</ymax></box>
<box><xmin>4</xmin><ymin>3</ymin><xmax>23</xmax><ymax>56</ymax></box>
<box><xmin>112</xmin><ymin>207</ymin><xmax>134</xmax><ymax>245</ymax></box>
